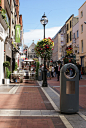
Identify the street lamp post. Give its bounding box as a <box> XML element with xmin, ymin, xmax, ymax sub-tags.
<box><xmin>40</xmin><ymin>13</ymin><xmax>48</xmax><ymax>87</ymax></box>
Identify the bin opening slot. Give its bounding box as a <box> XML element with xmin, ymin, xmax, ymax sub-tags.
<box><xmin>65</xmin><ymin>67</ymin><xmax>76</xmax><ymax>78</ymax></box>
<box><xmin>66</xmin><ymin>81</ymin><xmax>75</xmax><ymax>94</ymax></box>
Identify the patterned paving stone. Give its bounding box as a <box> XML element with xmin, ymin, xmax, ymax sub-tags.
<box><xmin>0</xmin><ymin>117</ymin><xmax>66</xmax><ymax>128</ymax></box>
<box><xmin>0</xmin><ymin>82</ymin><xmax>54</xmax><ymax>110</ymax></box>
<box><xmin>65</xmin><ymin>114</ymin><xmax>86</xmax><ymax>128</ymax></box>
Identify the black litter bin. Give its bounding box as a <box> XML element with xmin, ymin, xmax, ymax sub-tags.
<box><xmin>60</xmin><ymin>63</ymin><xmax>79</xmax><ymax>113</ymax></box>
<box><xmin>38</xmin><ymin>68</ymin><xmax>42</xmax><ymax>81</ymax></box>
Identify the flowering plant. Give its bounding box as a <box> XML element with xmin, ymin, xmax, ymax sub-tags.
<box><xmin>66</xmin><ymin>46</ymin><xmax>73</xmax><ymax>55</ymax></box>
<box><xmin>34</xmin><ymin>37</ymin><xmax>54</xmax><ymax>59</ymax></box>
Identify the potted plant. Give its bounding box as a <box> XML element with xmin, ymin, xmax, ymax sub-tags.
<box><xmin>3</xmin><ymin>61</ymin><xmax>10</xmax><ymax>84</ymax></box>
<box><xmin>6</xmin><ymin>67</ymin><xmax>11</xmax><ymax>84</ymax></box>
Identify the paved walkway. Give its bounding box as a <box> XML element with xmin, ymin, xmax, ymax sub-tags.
<box><xmin>0</xmin><ymin>76</ymin><xmax>86</xmax><ymax>127</ymax></box>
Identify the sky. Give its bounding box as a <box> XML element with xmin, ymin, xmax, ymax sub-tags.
<box><xmin>19</xmin><ymin>0</ymin><xmax>86</xmax><ymax>48</ymax></box>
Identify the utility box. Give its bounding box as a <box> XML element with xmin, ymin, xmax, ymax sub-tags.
<box><xmin>60</xmin><ymin>63</ymin><xmax>79</xmax><ymax>113</ymax></box>
<box><xmin>38</xmin><ymin>68</ymin><xmax>42</xmax><ymax>81</ymax></box>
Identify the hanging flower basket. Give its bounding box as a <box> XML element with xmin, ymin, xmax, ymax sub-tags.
<box><xmin>34</xmin><ymin>37</ymin><xmax>54</xmax><ymax>59</ymax></box>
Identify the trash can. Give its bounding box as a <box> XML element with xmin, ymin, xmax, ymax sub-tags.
<box><xmin>60</xmin><ymin>63</ymin><xmax>79</xmax><ymax>113</ymax></box>
<box><xmin>38</xmin><ymin>68</ymin><xmax>42</xmax><ymax>81</ymax></box>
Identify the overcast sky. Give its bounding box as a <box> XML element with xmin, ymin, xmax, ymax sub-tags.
<box><xmin>19</xmin><ymin>0</ymin><xmax>86</xmax><ymax>47</ymax></box>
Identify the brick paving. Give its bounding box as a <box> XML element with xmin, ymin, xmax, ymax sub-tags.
<box><xmin>0</xmin><ymin>117</ymin><xmax>66</xmax><ymax>128</ymax></box>
<box><xmin>0</xmin><ymin>81</ymin><xmax>53</xmax><ymax>110</ymax></box>
<box><xmin>0</xmin><ymin>76</ymin><xmax>86</xmax><ymax>127</ymax></box>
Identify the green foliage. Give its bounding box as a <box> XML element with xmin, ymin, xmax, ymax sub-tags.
<box><xmin>3</xmin><ymin>61</ymin><xmax>10</xmax><ymax>67</ymax></box>
<box><xmin>0</xmin><ymin>8</ymin><xmax>10</xmax><ymax>28</ymax></box>
<box><xmin>36</xmin><ymin>61</ymin><xmax>39</xmax><ymax>79</ymax></box>
<box><xmin>34</xmin><ymin>37</ymin><xmax>54</xmax><ymax>59</ymax></box>
<box><xmin>14</xmin><ymin>62</ymin><xmax>18</xmax><ymax>71</ymax></box>
<box><xmin>6</xmin><ymin>67</ymin><xmax>11</xmax><ymax>79</ymax></box>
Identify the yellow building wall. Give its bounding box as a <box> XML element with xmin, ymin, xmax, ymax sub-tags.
<box><xmin>66</xmin><ymin>16</ymin><xmax>73</xmax><ymax>47</ymax></box>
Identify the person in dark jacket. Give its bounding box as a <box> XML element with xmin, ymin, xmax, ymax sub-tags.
<box><xmin>56</xmin><ymin>63</ymin><xmax>62</xmax><ymax>81</ymax></box>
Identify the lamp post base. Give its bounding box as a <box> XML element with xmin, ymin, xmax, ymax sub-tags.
<box><xmin>42</xmin><ymin>69</ymin><xmax>47</xmax><ymax>87</ymax></box>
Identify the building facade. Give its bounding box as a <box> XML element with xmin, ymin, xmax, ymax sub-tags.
<box><xmin>66</xmin><ymin>14</ymin><xmax>79</xmax><ymax>47</ymax></box>
<box><xmin>60</xmin><ymin>24</ymin><xmax>66</xmax><ymax>59</ymax></box>
<box><xmin>73</xmin><ymin>21</ymin><xmax>79</xmax><ymax>63</ymax></box>
<box><xmin>28</xmin><ymin>42</ymin><xmax>36</xmax><ymax>59</ymax></box>
<box><xmin>78</xmin><ymin>1</ymin><xmax>86</xmax><ymax>68</ymax></box>
<box><xmin>0</xmin><ymin>0</ymin><xmax>23</xmax><ymax>83</ymax></box>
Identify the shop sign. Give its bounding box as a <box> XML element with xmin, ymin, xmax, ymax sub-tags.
<box><xmin>15</xmin><ymin>25</ymin><xmax>21</xmax><ymax>43</ymax></box>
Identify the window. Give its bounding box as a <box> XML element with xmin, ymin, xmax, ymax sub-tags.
<box><xmin>70</xmin><ymin>31</ymin><xmax>72</xmax><ymax>41</ymax></box>
<box><xmin>70</xmin><ymin>21</ymin><xmax>71</xmax><ymax>28</ymax></box>
<box><xmin>75</xmin><ymin>50</ymin><xmax>77</xmax><ymax>53</ymax></box>
<box><xmin>81</xmin><ymin>11</ymin><xmax>83</xmax><ymax>18</ymax></box>
<box><xmin>67</xmin><ymin>34</ymin><xmax>69</xmax><ymax>43</ymax></box>
<box><xmin>81</xmin><ymin>40</ymin><xmax>83</xmax><ymax>53</ymax></box>
<box><xmin>67</xmin><ymin>24</ymin><xmax>69</xmax><ymax>31</ymax></box>
<box><xmin>77</xmin><ymin>30</ymin><xmax>79</xmax><ymax>38</ymax></box>
<box><xmin>31</xmin><ymin>49</ymin><xmax>34</xmax><ymax>52</ymax></box>
<box><xmin>81</xmin><ymin>25</ymin><xmax>83</xmax><ymax>33</ymax></box>
<box><xmin>74</xmin><ymin>33</ymin><xmax>75</xmax><ymax>38</ymax></box>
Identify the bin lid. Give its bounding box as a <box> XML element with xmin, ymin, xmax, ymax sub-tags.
<box><xmin>60</xmin><ymin>63</ymin><xmax>79</xmax><ymax>73</ymax></box>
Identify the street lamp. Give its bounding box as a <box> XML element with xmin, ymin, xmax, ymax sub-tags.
<box><xmin>40</xmin><ymin>13</ymin><xmax>48</xmax><ymax>87</ymax></box>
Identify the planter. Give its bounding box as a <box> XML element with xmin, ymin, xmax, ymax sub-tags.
<box><xmin>5</xmin><ymin>79</ymin><xmax>10</xmax><ymax>85</ymax></box>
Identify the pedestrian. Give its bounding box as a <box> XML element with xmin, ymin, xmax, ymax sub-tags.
<box><xmin>49</xmin><ymin>65</ymin><xmax>52</xmax><ymax>79</ymax></box>
<box><xmin>54</xmin><ymin>65</ymin><xmax>57</xmax><ymax>77</ymax></box>
<box><xmin>51</xmin><ymin>65</ymin><xmax>54</xmax><ymax>77</ymax></box>
<box><xmin>57</xmin><ymin>62</ymin><xmax>62</xmax><ymax>81</ymax></box>
<box><xmin>76</xmin><ymin>62</ymin><xmax>82</xmax><ymax>80</ymax></box>
<box><xmin>41</xmin><ymin>64</ymin><xmax>44</xmax><ymax>80</ymax></box>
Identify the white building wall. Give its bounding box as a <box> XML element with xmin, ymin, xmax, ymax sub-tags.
<box><xmin>0</xmin><ymin>24</ymin><xmax>5</xmax><ymax>84</ymax></box>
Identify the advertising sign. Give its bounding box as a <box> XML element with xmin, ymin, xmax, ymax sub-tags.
<box><xmin>15</xmin><ymin>25</ymin><xmax>21</xmax><ymax>43</ymax></box>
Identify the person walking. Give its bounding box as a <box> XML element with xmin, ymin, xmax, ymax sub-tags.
<box><xmin>57</xmin><ymin>62</ymin><xmax>62</xmax><ymax>81</ymax></box>
<box><xmin>51</xmin><ymin>65</ymin><xmax>54</xmax><ymax>77</ymax></box>
<box><xmin>49</xmin><ymin>65</ymin><xmax>52</xmax><ymax>79</ymax></box>
<box><xmin>77</xmin><ymin>62</ymin><xmax>82</xmax><ymax>80</ymax></box>
<box><xmin>54</xmin><ymin>65</ymin><xmax>57</xmax><ymax>77</ymax></box>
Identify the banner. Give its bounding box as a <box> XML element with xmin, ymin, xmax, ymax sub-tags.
<box><xmin>15</xmin><ymin>25</ymin><xmax>21</xmax><ymax>43</ymax></box>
